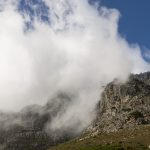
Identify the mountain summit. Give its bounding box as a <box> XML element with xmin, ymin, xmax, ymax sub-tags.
<box><xmin>87</xmin><ymin>72</ymin><xmax>150</xmax><ymax>134</ymax></box>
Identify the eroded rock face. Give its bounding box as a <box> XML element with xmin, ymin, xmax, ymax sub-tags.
<box><xmin>89</xmin><ymin>72</ymin><xmax>150</xmax><ymax>133</ymax></box>
<box><xmin>0</xmin><ymin>129</ymin><xmax>50</xmax><ymax>150</ymax></box>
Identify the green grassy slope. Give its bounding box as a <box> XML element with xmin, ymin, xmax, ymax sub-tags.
<box><xmin>48</xmin><ymin>125</ymin><xmax>150</xmax><ymax>150</ymax></box>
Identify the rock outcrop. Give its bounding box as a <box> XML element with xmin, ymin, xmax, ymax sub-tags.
<box><xmin>88</xmin><ymin>72</ymin><xmax>150</xmax><ymax>133</ymax></box>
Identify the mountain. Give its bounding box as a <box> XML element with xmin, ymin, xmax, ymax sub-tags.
<box><xmin>87</xmin><ymin>72</ymin><xmax>150</xmax><ymax>134</ymax></box>
<box><xmin>48</xmin><ymin>72</ymin><xmax>150</xmax><ymax>150</ymax></box>
<box><xmin>0</xmin><ymin>72</ymin><xmax>150</xmax><ymax>150</ymax></box>
<box><xmin>0</xmin><ymin>94</ymin><xmax>74</xmax><ymax>150</ymax></box>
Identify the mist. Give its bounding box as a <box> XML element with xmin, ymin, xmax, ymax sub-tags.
<box><xmin>0</xmin><ymin>0</ymin><xmax>149</xmax><ymax>134</ymax></box>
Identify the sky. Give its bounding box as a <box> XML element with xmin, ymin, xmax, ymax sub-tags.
<box><xmin>99</xmin><ymin>0</ymin><xmax>150</xmax><ymax>62</ymax></box>
<box><xmin>18</xmin><ymin>0</ymin><xmax>150</xmax><ymax>62</ymax></box>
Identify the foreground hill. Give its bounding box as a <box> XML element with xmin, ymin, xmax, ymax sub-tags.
<box><xmin>48</xmin><ymin>72</ymin><xmax>150</xmax><ymax>150</ymax></box>
<box><xmin>48</xmin><ymin>125</ymin><xmax>150</xmax><ymax>150</ymax></box>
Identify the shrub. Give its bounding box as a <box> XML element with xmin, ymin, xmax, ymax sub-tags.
<box><xmin>129</xmin><ymin>111</ymin><xmax>143</xmax><ymax>119</ymax></box>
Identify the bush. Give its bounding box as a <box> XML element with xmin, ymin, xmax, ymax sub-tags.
<box><xmin>129</xmin><ymin>111</ymin><xmax>143</xmax><ymax>119</ymax></box>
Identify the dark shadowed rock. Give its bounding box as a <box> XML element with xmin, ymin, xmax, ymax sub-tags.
<box><xmin>0</xmin><ymin>93</ymin><xmax>73</xmax><ymax>150</ymax></box>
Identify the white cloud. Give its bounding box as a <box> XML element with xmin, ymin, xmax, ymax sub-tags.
<box><xmin>0</xmin><ymin>0</ymin><xmax>149</xmax><ymax>133</ymax></box>
<box><xmin>143</xmin><ymin>48</ymin><xmax>150</xmax><ymax>61</ymax></box>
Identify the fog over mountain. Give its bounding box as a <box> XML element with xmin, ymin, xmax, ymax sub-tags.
<box><xmin>0</xmin><ymin>0</ymin><xmax>149</xmax><ymax>134</ymax></box>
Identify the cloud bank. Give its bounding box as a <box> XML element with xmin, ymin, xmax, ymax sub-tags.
<box><xmin>0</xmin><ymin>0</ymin><xmax>149</xmax><ymax>133</ymax></box>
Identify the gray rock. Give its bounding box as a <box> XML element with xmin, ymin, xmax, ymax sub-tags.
<box><xmin>87</xmin><ymin>72</ymin><xmax>150</xmax><ymax>134</ymax></box>
<box><xmin>0</xmin><ymin>93</ymin><xmax>73</xmax><ymax>150</ymax></box>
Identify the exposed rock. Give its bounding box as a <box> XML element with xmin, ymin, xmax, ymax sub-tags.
<box><xmin>87</xmin><ymin>72</ymin><xmax>150</xmax><ymax>134</ymax></box>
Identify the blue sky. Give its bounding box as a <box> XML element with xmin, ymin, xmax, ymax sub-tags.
<box><xmin>100</xmin><ymin>0</ymin><xmax>150</xmax><ymax>62</ymax></box>
<box><xmin>18</xmin><ymin>0</ymin><xmax>150</xmax><ymax>50</ymax></box>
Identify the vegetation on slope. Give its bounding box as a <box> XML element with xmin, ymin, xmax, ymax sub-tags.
<box><xmin>48</xmin><ymin>125</ymin><xmax>150</xmax><ymax>150</ymax></box>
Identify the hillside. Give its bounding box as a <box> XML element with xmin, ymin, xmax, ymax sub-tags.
<box><xmin>0</xmin><ymin>94</ymin><xmax>74</xmax><ymax>150</ymax></box>
<box><xmin>48</xmin><ymin>72</ymin><xmax>150</xmax><ymax>150</ymax></box>
<box><xmin>48</xmin><ymin>125</ymin><xmax>150</xmax><ymax>150</ymax></box>
<box><xmin>0</xmin><ymin>72</ymin><xmax>150</xmax><ymax>150</ymax></box>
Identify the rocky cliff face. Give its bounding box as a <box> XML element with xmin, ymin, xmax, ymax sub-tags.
<box><xmin>88</xmin><ymin>72</ymin><xmax>150</xmax><ymax>134</ymax></box>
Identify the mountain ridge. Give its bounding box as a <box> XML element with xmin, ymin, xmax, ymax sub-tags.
<box><xmin>86</xmin><ymin>72</ymin><xmax>150</xmax><ymax>134</ymax></box>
